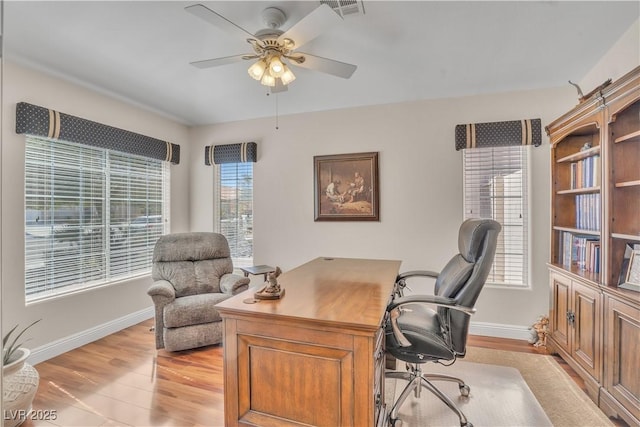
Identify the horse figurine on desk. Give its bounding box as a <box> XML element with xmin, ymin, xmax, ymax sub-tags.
<box><xmin>254</xmin><ymin>266</ymin><xmax>284</xmax><ymax>300</ymax></box>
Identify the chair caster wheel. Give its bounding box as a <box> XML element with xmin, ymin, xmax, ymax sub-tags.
<box><xmin>461</xmin><ymin>423</ymin><xmax>473</xmax><ymax>427</ymax></box>
<box><xmin>459</xmin><ymin>384</ymin><xmax>470</xmax><ymax>397</ymax></box>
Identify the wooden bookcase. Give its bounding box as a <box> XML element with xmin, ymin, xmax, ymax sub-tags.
<box><xmin>605</xmin><ymin>83</ymin><xmax>640</xmax><ymax>289</ymax></box>
<box><xmin>546</xmin><ymin>66</ymin><xmax>639</xmax><ymax>427</ymax></box>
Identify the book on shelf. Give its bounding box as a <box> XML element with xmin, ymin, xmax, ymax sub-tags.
<box><xmin>575</xmin><ymin>193</ymin><xmax>601</xmax><ymax>231</ymax></box>
<box><xmin>559</xmin><ymin>231</ymin><xmax>600</xmax><ymax>273</ymax></box>
<box><xmin>569</xmin><ymin>155</ymin><xmax>600</xmax><ymax>189</ymax></box>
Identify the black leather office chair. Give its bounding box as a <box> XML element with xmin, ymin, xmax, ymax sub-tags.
<box><xmin>385</xmin><ymin>218</ymin><xmax>501</xmax><ymax>427</ymax></box>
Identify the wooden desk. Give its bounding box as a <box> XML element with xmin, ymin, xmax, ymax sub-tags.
<box><xmin>216</xmin><ymin>257</ymin><xmax>401</xmax><ymax>427</ymax></box>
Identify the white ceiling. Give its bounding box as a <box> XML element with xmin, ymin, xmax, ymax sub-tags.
<box><xmin>5</xmin><ymin>1</ymin><xmax>639</xmax><ymax>126</ymax></box>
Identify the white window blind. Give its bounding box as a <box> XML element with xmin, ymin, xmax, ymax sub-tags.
<box><xmin>463</xmin><ymin>145</ymin><xmax>529</xmax><ymax>287</ymax></box>
<box><xmin>25</xmin><ymin>136</ymin><xmax>169</xmax><ymax>301</ymax></box>
<box><xmin>216</xmin><ymin>163</ymin><xmax>253</xmax><ymax>269</ymax></box>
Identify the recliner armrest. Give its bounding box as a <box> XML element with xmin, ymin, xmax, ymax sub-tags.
<box><xmin>147</xmin><ymin>280</ymin><xmax>176</xmax><ymax>305</ymax></box>
<box><xmin>387</xmin><ymin>295</ymin><xmax>476</xmax><ymax>315</ymax></box>
<box><xmin>220</xmin><ymin>273</ymin><xmax>250</xmax><ymax>295</ymax></box>
<box><xmin>147</xmin><ymin>280</ymin><xmax>176</xmax><ymax>350</ymax></box>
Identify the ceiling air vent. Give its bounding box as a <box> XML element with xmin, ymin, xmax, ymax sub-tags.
<box><xmin>320</xmin><ymin>0</ymin><xmax>365</xmax><ymax>17</ymax></box>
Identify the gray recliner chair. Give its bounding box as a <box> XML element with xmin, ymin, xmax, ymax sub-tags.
<box><xmin>385</xmin><ymin>218</ymin><xmax>501</xmax><ymax>427</ymax></box>
<box><xmin>147</xmin><ymin>232</ymin><xmax>250</xmax><ymax>352</ymax></box>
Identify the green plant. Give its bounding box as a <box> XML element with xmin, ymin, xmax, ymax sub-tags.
<box><xmin>3</xmin><ymin>319</ymin><xmax>41</xmax><ymax>365</ymax></box>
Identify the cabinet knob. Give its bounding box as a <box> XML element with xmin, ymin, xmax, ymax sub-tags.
<box><xmin>566</xmin><ymin>311</ymin><xmax>575</xmax><ymax>324</ymax></box>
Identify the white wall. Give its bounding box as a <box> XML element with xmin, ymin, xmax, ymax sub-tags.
<box><xmin>579</xmin><ymin>18</ymin><xmax>639</xmax><ymax>92</ymax></box>
<box><xmin>190</xmin><ymin>85</ymin><xmax>578</xmax><ymax>333</ymax></box>
<box><xmin>1</xmin><ymin>61</ymin><xmax>190</xmax><ymax>357</ymax></box>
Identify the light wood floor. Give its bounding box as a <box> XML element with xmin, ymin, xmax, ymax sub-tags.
<box><xmin>19</xmin><ymin>319</ymin><xmax>623</xmax><ymax>427</ymax></box>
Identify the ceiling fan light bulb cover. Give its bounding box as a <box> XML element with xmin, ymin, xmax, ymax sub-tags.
<box><xmin>280</xmin><ymin>66</ymin><xmax>296</xmax><ymax>85</ymax></box>
<box><xmin>248</xmin><ymin>59</ymin><xmax>267</xmax><ymax>80</ymax></box>
<box><xmin>260</xmin><ymin>72</ymin><xmax>276</xmax><ymax>87</ymax></box>
<box><xmin>269</xmin><ymin>56</ymin><xmax>285</xmax><ymax>77</ymax></box>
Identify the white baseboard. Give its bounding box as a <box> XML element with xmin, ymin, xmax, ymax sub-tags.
<box><xmin>470</xmin><ymin>321</ymin><xmax>532</xmax><ymax>341</ymax></box>
<box><xmin>28</xmin><ymin>306</ymin><xmax>154</xmax><ymax>365</ymax></box>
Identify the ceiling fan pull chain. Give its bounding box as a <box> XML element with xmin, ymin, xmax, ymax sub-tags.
<box><xmin>275</xmin><ymin>93</ymin><xmax>279</xmax><ymax>130</ymax></box>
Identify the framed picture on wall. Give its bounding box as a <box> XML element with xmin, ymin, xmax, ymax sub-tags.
<box><xmin>618</xmin><ymin>243</ymin><xmax>640</xmax><ymax>292</ymax></box>
<box><xmin>314</xmin><ymin>152</ymin><xmax>379</xmax><ymax>221</ymax></box>
<box><xmin>620</xmin><ymin>248</ymin><xmax>640</xmax><ymax>292</ymax></box>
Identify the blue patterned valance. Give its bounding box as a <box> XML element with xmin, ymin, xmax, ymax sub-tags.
<box><xmin>205</xmin><ymin>142</ymin><xmax>257</xmax><ymax>165</ymax></box>
<box><xmin>16</xmin><ymin>102</ymin><xmax>180</xmax><ymax>164</ymax></box>
<box><xmin>455</xmin><ymin>118</ymin><xmax>542</xmax><ymax>151</ymax></box>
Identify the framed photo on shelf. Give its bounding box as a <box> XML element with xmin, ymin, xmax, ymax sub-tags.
<box><xmin>618</xmin><ymin>243</ymin><xmax>640</xmax><ymax>292</ymax></box>
<box><xmin>313</xmin><ymin>152</ymin><xmax>379</xmax><ymax>221</ymax></box>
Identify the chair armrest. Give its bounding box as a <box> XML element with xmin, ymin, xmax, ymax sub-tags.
<box><xmin>147</xmin><ymin>280</ymin><xmax>175</xmax><ymax>350</ymax></box>
<box><xmin>388</xmin><ymin>305</ymin><xmax>413</xmax><ymax>347</ymax></box>
<box><xmin>387</xmin><ymin>295</ymin><xmax>476</xmax><ymax>348</ymax></box>
<box><xmin>394</xmin><ymin>270</ymin><xmax>440</xmax><ymax>298</ymax></box>
<box><xmin>147</xmin><ymin>280</ymin><xmax>176</xmax><ymax>305</ymax></box>
<box><xmin>397</xmin><ymin>270</ymin><xmax>439</xmax><ymax>281</ymax></box>
<box><xmin>220</xmin><ymin>273</ymin><xmax>250</xmax><ymax>295</ymax></box>
<box><xmin>387</xmin><ymin>294</ymin><xmax>476</xmax><ymax>315</ymax></box>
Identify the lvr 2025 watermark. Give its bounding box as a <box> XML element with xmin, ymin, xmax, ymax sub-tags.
<box><xmin>4</xmin><ymin>409</ymin><xmax>58</xmax><ymax>422</ymax></box>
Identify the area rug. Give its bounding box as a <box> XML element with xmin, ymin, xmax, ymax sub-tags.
<box><xmin>385</xmin><ymin>347</ymin><xmax>614</xmax><ymax>427</ymax></box>
<box><xmin>464</xmin><ymin>347</ymin><xmax>613</xmax><ymax>427</ymax></box>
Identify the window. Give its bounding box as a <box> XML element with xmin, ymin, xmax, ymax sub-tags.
<box><xmin>216</xmin><ymin>163</ymin><xmax>253</xmax><ymax>269</ymax></box>
<box><xmin>463</xmin><ymin>145</ymin><xmax>530</xmax><ymax>287</ymax></box>
<box><xmin>25</xmin><ymin>136</ymin><xmax>169</xmax><ymax>301</ymax></box>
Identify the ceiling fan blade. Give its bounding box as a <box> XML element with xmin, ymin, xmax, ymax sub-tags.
<box><xmin>185</xmin><ymin>4</ymin><xmax>256</xmax><ymax>40</ymax></box>
<box><xmin>271</xmin><ymin>79</ymin><xmax>289</xmax><ymax>93</ymax></box>
<box><xmin>277</xmin><ymin>4</ymin><xmax>341</xmax><ymax>50</ymax></box>
<box><xmin>190</xmin><ymin>54</ymin><xmax>250</xmax><ymax>69</ymax></box>
<box><xmin>291</xmin><ymin>53</ymin><xmax>357</xmax><ymax>79</ymax></box>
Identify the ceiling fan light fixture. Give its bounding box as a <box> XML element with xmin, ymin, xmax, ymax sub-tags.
<box><xmin>187</xmin><ymin>4</ymin><xmax>358</xmax><ymax>91</ymax></box>
<box><xmin>248</xmin><ymin>59</ymin><xmax>267</xmax><ymax>80</ymax></box>
<box><xmin>260</xmin><ymin>72</ymin><xmax>276</xmax><ymax>87</ymax></box>
<box><xmin>280</xmin><ymin>65</ymin><xmax>296</xmax><ymax>85</ymax></box>
<box><xmin>269</xmin><ymin>55</ymin><xmax>285</xmax><ymax>77</ymax></box>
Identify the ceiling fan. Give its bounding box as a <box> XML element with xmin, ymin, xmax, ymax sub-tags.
<box><xmin>185</xmin><ymin>3</ymin><xmax>357</xmax><ymax>93</ymax></box>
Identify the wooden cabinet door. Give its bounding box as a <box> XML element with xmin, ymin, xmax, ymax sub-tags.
<box><xmin>571</xmin><ymin>281</ymin><xmax>602</xmax><ymax>381</ymax></box>
<box><xmin>550</xmin><ymin>272</ymin><xmax>571</xmax><ymax>352</ymax></box>
<box><xmin>604</xmin><ymin>296</ymin><xmax>640</xmax><ymax>422</ymax></box>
